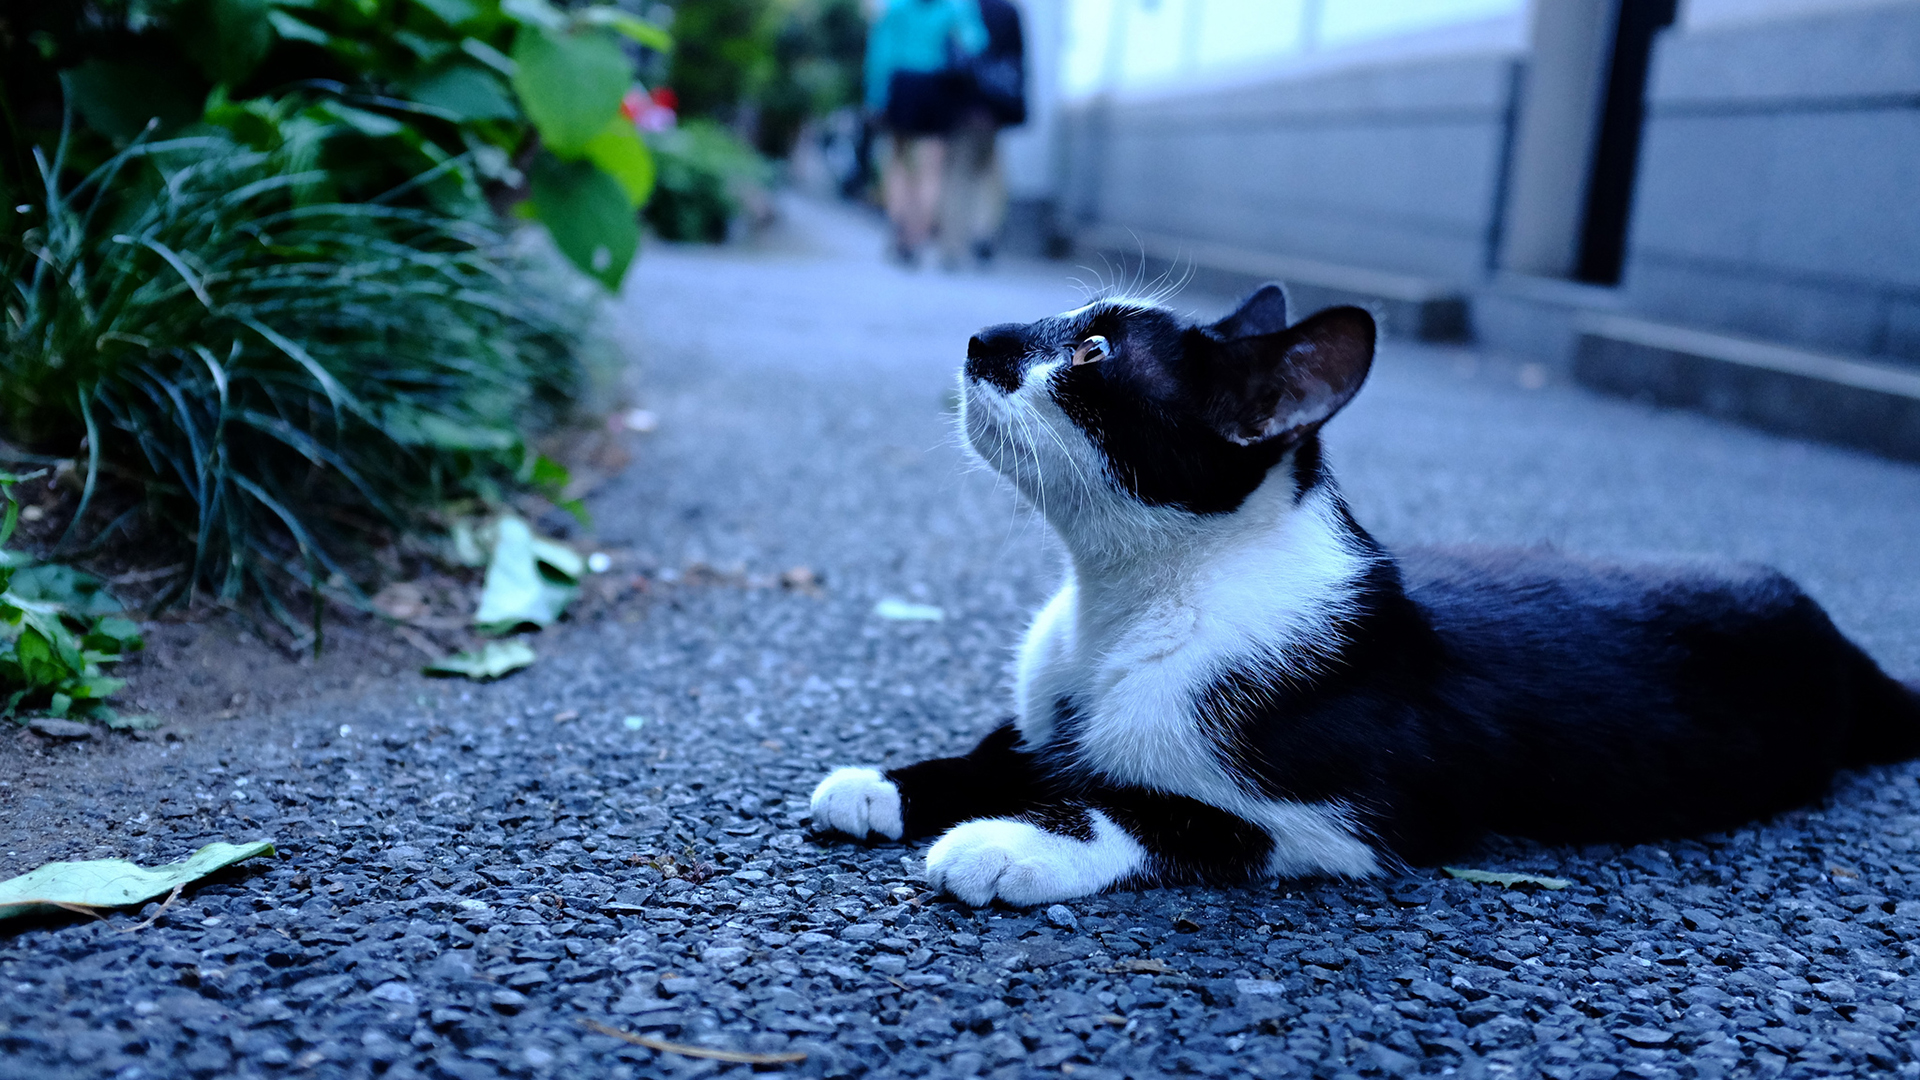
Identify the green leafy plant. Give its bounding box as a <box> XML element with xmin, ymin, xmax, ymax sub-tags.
<box><xmin>645</xmin><ymin>119</ymin><xmax>772</xmax><ymax>242</ymax></box>
<box><xmin>5</xmin><ymin>0</ymin><xmax>670</xmax><ymax>290</ymax></box>
<box><xmin>662</xmin><ymin>0</ymin><xmax>865</xmax><ymax>157</ymax></box>
<box><xmin>0</xmin><ymin>471</ymin><xmax>144</xmax><ymax>724</ymax></box>
<box><xmin>2</xmin><ymin>132</ymin><xmax>595</xmax><ymax>628</ymax></box>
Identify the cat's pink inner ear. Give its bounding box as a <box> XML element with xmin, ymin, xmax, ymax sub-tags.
<box><xmin>1212</xmin><ymin>305</ymin><xmax>1376</xmax><ymax>445</ymax></box>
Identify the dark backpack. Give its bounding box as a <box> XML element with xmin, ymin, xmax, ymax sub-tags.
<box><xmin>966</xmin><ymin>0</ymin><xmax>1026</xmax><ymax>126</ymax></box>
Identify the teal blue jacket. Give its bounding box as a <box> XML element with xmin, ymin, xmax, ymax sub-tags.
<box><xmin>864</xmin><ymin>0</ymin><xmax>988</xmax><ymax>113</ymax></box>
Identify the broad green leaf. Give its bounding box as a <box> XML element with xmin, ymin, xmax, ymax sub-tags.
<box><xmin>423</xmin><ymin>641</ymin><xmax>537</xmax><ymax>680</ymax></box>
<box><xmin>405</xmin><ymin>63</ymin><xmax>518</xmax><ymax>122</ymax></box>
<box><xmin>501</xmin><ymin>0</ymin><xmax>567</xmax><ymax>30</ymax></box>
<box><xmin>582</xmin><ymin>118</ymin><xmax>655</xmax><ymax>208</ymax></box>
<box><xmin>393</xmin><ymin>28</ymin><xmax>456</xmax><ymax>64</ymax></box>
<box><xmin>84</xmin><ymin>617</ymin><xmax>144</xmax><ymax>654</ymax></box>
<box><xmin>510</xmin><ymin>25</ymin><xmax>629</xmax><ymax>158</ymax></box>
<box><xmin>460</xmin><ymin>37</ymin><xmax>518</xmax><ymax>76</ymax></box>
<box><xmin>265</xmin><ymin>9</ymin><xmax>330</xmax><ymax>45</ymax></box>
<box><xmin>579</xmin><ymin>7</ymin><xmax>672</xmax><ymax>51</ymax></box>
<box><xmin>173</xmin><ymin>0</ymin><xmax>276</xmax><ymax>85</ymax></box>
<box><xmin>20</xmin><ymin>609</ymin><xmax>88</xmax><ymax>675</ymax></box>
<box><xmin>14</xmin><ymin>627</ymin><xmax>65</xmax><ymax>687</ymax></box>
<box><xmin>0</xmin><ymin>841</ymin><xmax>276</xmax><ymax>921</ymax></box>
<box><xmin>62</xmin><ymin>58</ymin><xmax>202</xmax><ymax>142</ymax></box>
<box><xmin>7</xmin><ymin>564</ymin><xmax>122</xmax><ymax>616</ymax></box>
<box><xmin>527</xmin><ymin>153</ymin><xmax>638</xmax><ymax>290</ymax></box>
<box><xmin>1442</xmin><ymin>867</ymin><xmax>1572</xmax><ymax>890</ymax></box>
<box><xmin>412</xmin><ymin>0</ymin><xmax>481</xmax><ymax>27</ymax></box>
<box><xmin>530</xmin><ymin>453</ymin><xmax>570</xmax><ymax>490</ymax></box>
<box><xmin>69</xmin><ymin>675</ymin><xmax>126</xmax><ymax>701</ymax></box>
<box><xmin>473</xmin><ymin>515</ymin><xmax>578</xmax><ymax>632</ymax></box>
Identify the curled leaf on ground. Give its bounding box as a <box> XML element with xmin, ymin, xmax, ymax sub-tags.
<box><xmin>1442</xmin><ymin>867</ymin><xmax>1572</xmax><ymax>890</ymax></box>
<box><xmin>0</xmin><ymin>841</ymin><xmax>276</xmax><ymax>921</ymax></box>
<box><xmin>423</xmin><ymin>640</ymin><xmax>537</xmax><ymax>680</ymax></box>
<box><xmin>472</xmin><ymin>516</ymin><xmax>581</xmax><ymax>633</ymax></box>
<box><xmin>873</xmin><ymin>598</ymin><xmax>944</xmax><ymax>622</ymax></box>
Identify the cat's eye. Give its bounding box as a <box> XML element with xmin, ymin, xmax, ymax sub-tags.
<box><xmin>1072</xmin><ymin>335</ymin><xmax>1111</xmax><ymax>366</ymax></box>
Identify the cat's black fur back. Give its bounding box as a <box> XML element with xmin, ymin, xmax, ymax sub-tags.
<box><xmin>1210</xmin><ymin>540</ymin><xmax>1920</xmax><ymax>867</ymax></box>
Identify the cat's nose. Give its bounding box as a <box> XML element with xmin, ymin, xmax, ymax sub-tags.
<box><xmin>966</xmin><ymin>324</ymin><xmax>1028</xmax><ymax>394</ymax></box>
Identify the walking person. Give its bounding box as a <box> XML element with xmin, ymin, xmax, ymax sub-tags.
<box><xmin>865</xmin><ymin>0</ymin><xmax>988</xmax><ymax>265</ymax></box>
<box><xmin>941</xmin><ymin>0</ymin><xmax>1025</xmax><ymax>269</ymax></box>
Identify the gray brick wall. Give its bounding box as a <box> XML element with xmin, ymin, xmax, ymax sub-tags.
<box><xmin>1624</xmin><ymin>4</ymin><xmax>1920</xmax><ymax>365</ymax></box>
<box><xmin>1057</xmin><ymin>55</ymin><xmax>1522</xmax><ymax>284</ymax></box>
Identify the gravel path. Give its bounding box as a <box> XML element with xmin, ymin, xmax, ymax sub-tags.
<box><xmin>5</xmin><ymin>198</ymin><xmax>1920</xmax><ymax>1080</ymax></box>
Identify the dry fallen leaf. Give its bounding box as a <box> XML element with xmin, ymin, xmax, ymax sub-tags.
<box><xmin>1442</xmin><ymin>867</ymin><xmax>1571</xmax><ymax>890</ymax></box>
<box><xmin>371</xmin><ymin>581</ymin><xmax>432</xmax><ymax>621</ymax></box>
<box><xmin>579</xmin><ymin>1020</ymin><xmax>804</xmax><ymax>1064</ymax></box>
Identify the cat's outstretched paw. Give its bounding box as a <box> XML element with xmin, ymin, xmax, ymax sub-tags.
<box><xmin>924</xmin><ymin>814</ymin><xmax>1146</xmax><ymax>906</ymax></box>
<box><xmin>810</xmin><ymin>767</ymin><xmax>904</xmax><ymax>841</ymax></box>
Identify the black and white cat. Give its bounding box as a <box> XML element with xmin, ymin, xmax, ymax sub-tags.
<box><xmin>811</xmin><ymin>285</ymin><xmax>1920</xmax><ymax>906</ymax></box>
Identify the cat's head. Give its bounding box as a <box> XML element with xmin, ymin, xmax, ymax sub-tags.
<box><xmin>959</xmin><ymin>285</ymin><xmax>1375</xmax><ymax>535</ymax></box>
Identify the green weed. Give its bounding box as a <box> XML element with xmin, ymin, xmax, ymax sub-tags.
<box><xmin>0</xmin><ymin>470</ymin><xmax>144</xmax><ymax>724</ymax></box>
<box><xmin>2</xmin><ymin>129</ymin><xmax>593</xmax><ymax>629</ymax></box>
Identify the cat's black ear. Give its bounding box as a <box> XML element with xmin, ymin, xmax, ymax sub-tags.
<box><xmin>1211</xmin><ymin>284</ymin><xmax>1290</xmax><ymax>340</ymax></box>
<box><xmin>1204</xmin><ymin>306</ymin><xmax>1375</xmax><ymax>445</ymax></box>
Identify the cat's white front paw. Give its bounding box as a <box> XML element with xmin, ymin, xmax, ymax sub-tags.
<box><xmin>810</xmin><ymin>767</ymin><xmax>904</xmax><ymax>841</ymax></box>
<box><xmin>925</xmin><ymin>814</ymin><xmax>1146</xmax><ymax>907</ymax></box>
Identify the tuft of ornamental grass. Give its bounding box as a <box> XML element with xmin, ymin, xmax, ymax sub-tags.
<box><xmin>1</xmin><ymin>129</ymin><xmax>595</xmax><ymax>633</ymax></box>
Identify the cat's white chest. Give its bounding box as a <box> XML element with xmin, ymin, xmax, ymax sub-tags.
<box><xmin>1016</xmin><ymin>582</ymin><xmax>1244</xmax><ymax>795</ymax></box>
<box><xmin>1008</xmin><ymin>485</ymin><xmax>1385</xmax><ymax>878</ymax></box>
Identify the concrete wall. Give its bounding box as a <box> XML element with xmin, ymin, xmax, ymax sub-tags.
<box><xmin>1000</xmin><ymin>0</ymin><xmax>1064</xmax><ymax>201</ymax></box>
<box><xmin>1058</xmin><ymin>52</ymin><xmax>1522</xmax><ymax>282</ymax></box>
<box><xmin>1622</xmin><ymin>2</ymin><xmax>1920</xmax><ymax>364</ymax></box>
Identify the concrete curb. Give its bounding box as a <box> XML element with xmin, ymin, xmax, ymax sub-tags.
<box><xmin>1075</xmin><ymin>225</ymin><xmax>1471</xmax><ymax>342</ymax></box>
<box><xmin>1573</xmin><ymin>312</ymin><xmax>1920</xmax><ymax>462</ymax></box>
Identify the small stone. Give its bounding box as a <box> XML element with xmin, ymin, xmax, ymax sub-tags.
<box><xmin>1681</xmin><ymin>908</ymin><xmax>1723</xmax><ymax>933</ymax></box>
<box><xmin>702</xmin><ymin>946</ymin><xmax>749</xmax><ymax>968</ymax></box>
<box><xmin>1619</xmin><ymin>1026</ymin><xmax>1674</xmax><ymax>1047</ymax></box>
<box><xmin>28</xmin><ymin>718</ymin><xmax>92</xmax><ymax>740</ymax></box>
<box><xmin>1045</xmin><ymin>905</ymin><xmax>1079</xmax><ymax>931</ymax></box>
<box><xmin>1235</xmin><ymin>979</ymin><xmax>1286</xmax><ymax>999</ymax></box>
<box><xmin>369</xmin><ymin>981</ymin><xmax>417</xmax><ymax>1006</ymax></box>
<box><xmin>489</xmin><ymin>989</ymin><xmax>529</xmax><ymax>1014</ymax></box>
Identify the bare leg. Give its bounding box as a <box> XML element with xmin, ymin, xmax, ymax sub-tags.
<box><xmin>881</xmin><ymin>133</ymin><xmax>913</xmax><ymax>259</ymax></box>
<box><xmin>969</xmin><ymin>128</ymin><xmax>1006</xmax><ymax>260</ymax></box>
<box><xmin>903</xmin><ymin>136</ymin><xmax>946</xmax><ymax>252</ymax></box>
<box><xmin>939</xmin><ymin>117</ymin><xmax>993</xmax><ymax>268</ymax></box>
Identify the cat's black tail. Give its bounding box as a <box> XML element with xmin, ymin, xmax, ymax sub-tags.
<box><xmin>1845</xmin><ymin>676</ymin><xmax>1920</xmax><ymax>766</ymax></box>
